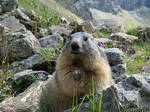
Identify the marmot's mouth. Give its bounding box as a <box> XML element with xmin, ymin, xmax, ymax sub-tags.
<box><xmin>71</xmin><ymin>51</ymin><xmax>81</xmax><ymax>55</ymax></box>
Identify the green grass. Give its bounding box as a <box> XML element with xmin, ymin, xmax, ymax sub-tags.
<box><xmin>40</xmin><ymin>48</ymin><xmax>56</xmax><ymax>61</ymax></box>
<box><xmin>39</xmin><ymin>0</ymin><xmax>83</xmax><ymax>22</ymax></box>
<box><xmin>138</xmin><ymin>6</ymin><xmax>148</xmax><ymax>13</ymax></box>
<box><xmin>93</xmin><ymin>31</ymin><xmax>110</xmax><ymax>38</ymax></box>
<box><xmin>0</xmin><ymin>71</ymin><xmax>13</xmax><ymax>102</ymax></box>
<box><xmin>126</xmin><ymin>27</ymin><xmax>141</xmax><ymax>37</ymax></box>
<box><xmin>18</xmin><ymin>0</ymin><xmax>61</xmax><ymax>27</ymax></box>
<box><xmin>72</xmin><ymin>78</ymin><xmax>104</xmax><ymax>112</ymax></box>
<box><xmin>126</xmin><ymin>41</ymin><xmax>150</xmax><ymax>75</ymax></box>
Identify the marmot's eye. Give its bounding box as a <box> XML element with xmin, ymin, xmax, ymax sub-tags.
<box><xmin>83</xmin><ymin>36</ymin><xmax>88</xmax><ymax>41</ymax></box>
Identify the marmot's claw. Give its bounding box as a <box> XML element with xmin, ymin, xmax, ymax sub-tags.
<box><xmin>72</xmin><ymin>70</ymin><xmax>83</xmax><ymax>81</ymax></box>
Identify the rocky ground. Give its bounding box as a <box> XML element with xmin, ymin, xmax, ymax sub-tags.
<box><xmin>0</xmin><ymin>0</ymin><xmax>150</xmax><ymax>112</ymax></box>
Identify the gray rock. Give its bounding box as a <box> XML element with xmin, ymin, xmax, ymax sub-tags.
<box><xmin>9</xmin><ymin>70</ymin><xmax>49</xmax><ymax>82</ymax></box>
<box><xmin>0</xmin><ymin>23</ymin><xmax>10</xmax><ymax>35</ymax></box>
<box><xmin>104</xmin><ymin>48</ymin><xmax>125</xmax><ymax>65</ymax></box>
<box><xmin>0</xmin><ymin>4</ymin><xmax>2</xmax><ymax>14</ymax></box>
<box><xmin>69</xmin><ymin>20</ymin><xmax>94</xmax><ymax>34</ymax></box>
<box><xmin>39</xmin><ymin>34</ymin><xmax>64</xmax><ymax>50</ymax></box>
<box><xmin>22</xmin><ymin>9</ymin><xmax>40</xmax><ymax>21</ymax></box>
<box><xmin>94</xmin><ymin>38</ymin><xmax>113</xmax><ymax>46</ymax></box>
<box><xmin>11</xmin><ymin>8</ymin><xmax>30</xmax><ymax>21</ymax></box>
<box><xmin>101</xmin><ymin>18</ymin><xmax>127</xmax><ymax>32</ymax></box>
<box><xmin>80</xmin><ymin>20</ymin><xmax>95</xmax><ymax>33</ymax></box>
<box><xmin>73</xmin><ymin>1</ymin><xmax>93</xmax><ymax>20</ymax></box>
<box><xmin>10</xmin><ymin>54</ymin><xmax>43</xmax><ymax>73</ymax></box>
<box><xmin>60</xmin><ymin>16</ymin><xmax>69</xmax><ymax>25</ymax></box>
<box><xmin>94</xmin><ymin>25</ymin><xmax>111</xmax><ymax>33</ymax></box>
<box><xmin>64</xmin><ymin>73</ymin><xmax>150</xmax><ymax>112</ymax></box>
<box><xmin>1</xmin><ymin>0</ymin><xmax>18</xmax><ymax>13</ymax></box>
<box><xmin>19</xmin><ymin>20</ymin><xmax>50</xmax><ymax>39</ymax></box>
<box><xmin>36</xmin><ymin>27</ymin><xmax>50</xmax><ymax>39</ymax></box>
<box><xmin>49</xmin><ymin>25</ymin><xmax>72</xmax><ymax>37</ymax></box>
<box><xmin>70</xmin><ymin>32</ymin><xmax>93</xmax><ymax>38</ymax></box>
<box><xmin>0</xmin><ymin>16</ymin><xmax>26</xmax><ymax>32</ymax></box>
<box><xmin>11</xmin><ymin>70</ymin><xmax>49</xmax><ymax>81</ymax></box>
<box><xmin>111</xmin><ymin>32</ymin><xmax>138</xmax><ymax>44</ymax></box>
<box><xmin>104</xmin><ymin>48</ymin><xmax>126</xmax><ymax>81</ymax></box>
<box><xmin>0</xmin><ymin>30</ymin><xmax>40</xmax><ymax>60</ymax></box>
<box><xmin>0</xmin><ymin>80</ymin><xmax>46</xmax><ymax>112</ymax></box>
<box><xmin>7</xmin><ymin>70</ymin><xmax>49</xmax><ymax>95</ymax></box>
<box><xmin>111</xmin><ymin>64</ymin><xmax>126</xmax><ymax>81</ymax></box>
<box><xmin>139</xmin><ymin>26</ymin><xmax>150</xmax><ymax>41</ymax></box>
<box><xmin>110</xmin><ymin>32</ymin><xmax>138</xmax><ymax>55</ymax></box>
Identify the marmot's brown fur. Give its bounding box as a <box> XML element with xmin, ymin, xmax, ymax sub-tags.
<box><xmin>39</xmin><ymin>32</ymin><xmax>114</xmax><ymax>112</ymax></box>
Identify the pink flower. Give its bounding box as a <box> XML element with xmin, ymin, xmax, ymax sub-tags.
<box><xmin>100</xmin><ymin>43</ymin><xmax>105</xmax><ymax>48</ymax></box>
<box><xmin>40</xmin><ymin>72</ymin><xmax>45</xmax><ymax>78</ymax></box>
<box><xmin>126</xmin><ymin>48</ymin><xmax>129</xmax><ymax>54</ymax></box>
<box><xmin>141</xmin><ymin>66</ymin><xmax>149</xmax><ymax>72</ymax></box>
<box><xmin>131</xmin><ymin>56</ymin><xmax>135</xmax><ymax>61</ymax></box>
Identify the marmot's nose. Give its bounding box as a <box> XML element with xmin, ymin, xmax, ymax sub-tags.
<box><xmin>71</xmin><ymin>42</ymin><xmax>79</xmax><ymax>51</ymax></box>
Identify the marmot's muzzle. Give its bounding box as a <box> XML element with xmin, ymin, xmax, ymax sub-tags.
<box><xmin>71</xmin><ymin>42</ymin><xmax>81</xmax><ymax>54</ymax></box>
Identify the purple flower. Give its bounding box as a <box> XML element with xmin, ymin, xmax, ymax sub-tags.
<box><xmin>130</xmin><ymin>56</ymin><xmax>135</xmax><ymax>61</ymax></box>
<box><xmin>40</xmin><ymin>72</ymin><xmax>45</xmax><ymax>78</ymax></box>
<box><xmin>101</xmin><ymin>35</ymin><xmax>104</xmax><ymax>38</ymax></box>
<box><xmin>100</xmin><ymin>43</ymin><xmax>105</xmax><ymax>48</ymax></box>
<box><xmin>126</xmin><ymin>48</ymin><xmax>129</xmax><ymax>54</ymax></box>
<box><xmin>141</xmin><ymin>66</ymin><xmax>149</xmax><ymax>72</ymax></box>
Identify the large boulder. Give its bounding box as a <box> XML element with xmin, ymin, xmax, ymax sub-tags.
<box><xmin>0</xmin><ymin>80</ymin><xmax>45</xmax><ymax>112</ymax></box>
<box><xmin>69</xmin><ymin>20</ymin><xmax>95</xmax><ymax>34</ymax></box>
<box><xmin>64</xmin><ymin>73</ymin><xmax>150</xmax><ymax>112</ymax></box>
<box><xmin>0</xmin><ymin>30</ymin><xmax>40</xmax><ymax>60</ymax></box>
<box><xmin>104</xmin><ymin>48</ymin><xmax>126</xmax><ymax>82</ymax></box>
<box><xmin>49</xmin><ymin>25</ymin><xmax>72</xmax><ymax>37</ymax></box>
<box><xmin>9</xmin><ymin>54</ymin><xmax>55</xmax><ymax>73</ymax></box>
<box><xmin>111</xmin><ymin>32</ymin><xmax>138</xmax><ymax>54</ymax></box>
<box><xmin>101</xmin><ymin>18</ymin><xmax>127</xmax><ymax>33</ymax></box>
<box><xmin>11</xmin><ymin>8</ymin><xmax>30</xmax><ymax>21</ymax></box>
<box><xmin>0</xmin><ymin>16</ymin><xmax>26</xmax><ymax>32</ymax></box>
<box><xmin>94</xmin><ymin>38</ymin><xmax>113</xmax><ymax>47</ymax></box>
<box><xmin>10</xmin><ymin>54</ymin><xmax>43</xmax><ymax>73</ymax></box>
<box><xmin>139</xmin><ymin>26</ymin><xmax>150</xmax><ymax>41</ymax></box>
<box><xmin>39</xmin><ymin>34</ymin><xmax>64</xmax><ymax>50</ymax></box>
<box><xmin>0</xmin><ymin>23</ymin><xmax>10</xmax><ymax>35</ymax></box>
<box><xmin>111</xmin><ymin>32</ymin><xmax>138</xmax><ymax>44</ymax></box>
<box><xmin>1</xmin><ymin>0</ymin><xmax>18</xmax><ymax>13</ymax></box>
<box><xmin>8</xmin><ymin>70</ymin><xmax>49</xmax><ymax>94</ymax></box>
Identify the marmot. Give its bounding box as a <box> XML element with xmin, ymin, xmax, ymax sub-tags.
<box><xmin>39</xmin><ymin>32</ymin><xmax>114</xmax><ymax>112</ymax></box>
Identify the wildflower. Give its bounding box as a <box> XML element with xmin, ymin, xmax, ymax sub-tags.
<box><xmin>40</xmin><ymin>72</ymin><xmax>45</xmax><ymax>78</ymax></box>
<box><xmin>101</xmin><ymin>35</ymin><xmax>104</xmax><ymax>38</ymax></box>
<box><xmin>126</xmin><ymin>48</ymin><xmax>129</xmax><ymax>54</ymax></box>
<box><xmin>130</xmin><ymin>56</ymin><xmax>135</xmax><ymax>61</ymax></box>
<box><xmin>141</xmin><ymin>66</ymin><xmax>149</xmax><ymax>72</ymax></box>
<box><xmin>100</xmin><ymin>43</ymin><xmax>105</xmax><ymax>48</ymax></box>
<box><xmin>40</xmin><ymin>16</ymin><xmax>42</xmax><ymax>20</ymax></box>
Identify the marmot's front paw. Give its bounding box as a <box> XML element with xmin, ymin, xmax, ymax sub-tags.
<box><xmin>72</xmin><ymin>70</ymin><xmax>84</xmax><ymax>81</ymax></box>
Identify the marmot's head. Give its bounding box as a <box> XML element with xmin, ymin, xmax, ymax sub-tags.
<box><xmin>62</xmin><ymin>32</ymin><xmax>100</xmax><ymax>58</ymax></box>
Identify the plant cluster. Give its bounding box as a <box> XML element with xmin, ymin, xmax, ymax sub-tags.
<box><xmin>18</xmin><ymin>0</ymin><xmax>61</xmax><ymax>28</ymax></box>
